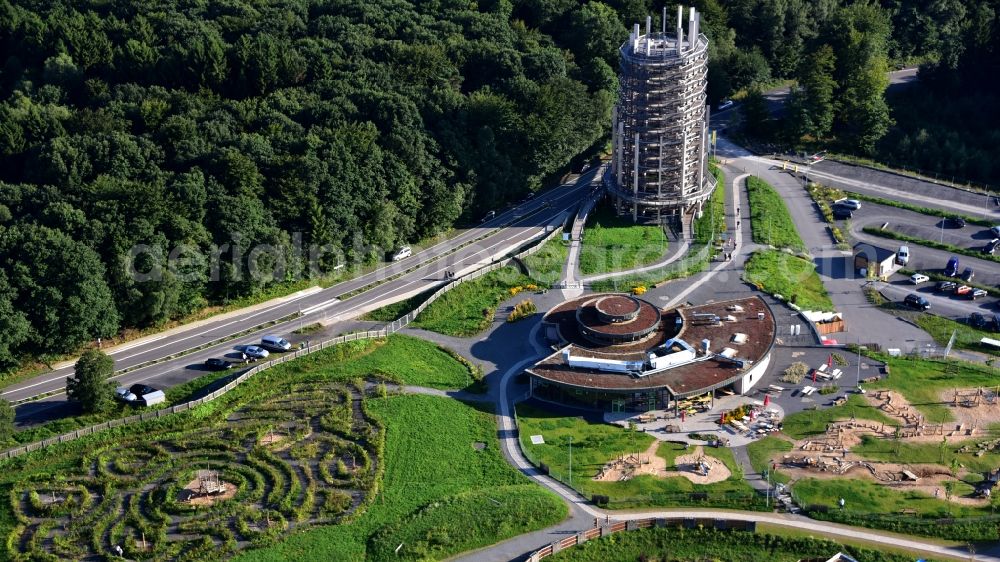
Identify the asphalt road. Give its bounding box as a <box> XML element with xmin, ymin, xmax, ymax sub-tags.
<box><xmin>8</xmin><ymin>167</ymin><xmax>603</xmax><ymax>424</ymax></box>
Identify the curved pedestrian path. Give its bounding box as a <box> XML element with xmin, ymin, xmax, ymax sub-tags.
<box><xmin>580</xmin><ymin>237</ymin><xmax>690</xmax><ymax>284</ymax></box>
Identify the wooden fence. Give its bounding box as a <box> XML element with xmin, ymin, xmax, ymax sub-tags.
<box><xmin>525</xmin><ymin>517</ymin><xmax>756</xmax><ymax>561</ymax></box>
<box><xmin>1</xmin><ymin>220</ymin><xmax>568</xmax><ymax>461</ymax></box>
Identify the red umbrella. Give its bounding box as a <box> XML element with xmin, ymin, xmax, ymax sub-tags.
<box><xmin>763</xmin><ymin>394</ymin><xmax>770</xmax><ymax>407</ymax></box>
<box><xmin>719</xmin><ymin>411</ymin><xmax>726</xmax><ymax>424</ymax></box>
<box><xmin>681</xmin><ymin>411</ymin><xmax>686</xmax><ymax>422</ymax></box>
<box><xmin>812</xmin><ymin>369</ymin><xmax>817</xmax><ymax>383</ymax></box>
<box><xmin>827</xmin><ymin>354</ymin><xmax>833</xmax><ymax>369</ymax></box>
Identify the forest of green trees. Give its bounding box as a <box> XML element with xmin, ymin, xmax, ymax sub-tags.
<box><xmin>0</xmin><ymin>0</ymin><xmax>996</xmax><ymax>367</ymax></box>
<box><xmin>722</xmin><ymin>0</ymin><xmax>1000</xmax><ymax>185</ymax></box>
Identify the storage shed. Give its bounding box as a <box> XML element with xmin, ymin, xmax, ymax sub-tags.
<box><xmin>853</xmin><ymin>242</ymin><xmax>896</xmax><ymax>279</ymax></box>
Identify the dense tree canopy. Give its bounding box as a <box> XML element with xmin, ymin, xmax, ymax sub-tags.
<box><xmin>0</xmin><ymin>0</ymin><xmax>615</xmax><ymax>366</ymax></box>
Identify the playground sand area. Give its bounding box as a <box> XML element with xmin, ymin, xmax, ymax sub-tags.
<box><xmin>594</xmin><ymin>442</ymin><xmax>730</xmax><ymax>484</ymax></box>
<box><xmin>763</xmin><ymin>388</ymin><xmax>997</xmax><ymax>506</ymax></box>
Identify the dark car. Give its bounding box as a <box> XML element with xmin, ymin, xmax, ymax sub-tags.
<box><xmin>936</xmin><ymin>280</ymin><xmax>957</xmax><ymax>292</ymax></box>
<box><xmin>970</xmin><ymin>312</ymin><xmax>1000</xmax><ymax>331</ymax></box>
<box><xmin>970</xmin><ymin>312</ymin><xmax>988</xmax><ymax>329</ymax></box>
<box><xmin>945</xmin><ymin>216</ymin><xmax>967</xmax><ymax>228</ymax></box>
<box><xmin>982</xmin><ymin>239</ymin><xmax>1000</xmax><ymax>255</ymax></box>
<box><xmin>205</xmin><ymin>358</ymin><xmax>233</xmax><ymax>371</ymax></box>
<box><xmin>961</xmin><ymin>267</ymin><xmax>975</xmax><ymax>282</ymax></box>
<box><xmin>944</xmin><ymin>256</ymin><xmax>960</xmax><ymax>277</ymax></box>
<box><xmin>129</xmin><ymin>384</ymin><xmax>157</xmax><ymax>397</ymax></box>
<box><xmin>831</xmin><ymin>204</ymin><xmax>853</xmax><ymax>220</ymax></box>
<box><xmin>903</xmin><ymin>294</ymin><xmax>931</xmax><ymax>310</ymax></box>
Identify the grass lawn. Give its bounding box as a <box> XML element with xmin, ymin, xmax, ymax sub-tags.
<box><xmin>521</xmin><ymin>237</ymin><xmax>570</xmax><ymax>285</ymax></box>
<box><xmin>746</xmin><ymin>176</ymin><xmax>807</xmax><ymax>252</ymax></box>
<box><xmin>410</xmin><ymin>267</ymin><xmax>536</xmax><ymax>337</ymax></box>
<box><xmin>251</xmin><ymin>334</ymin><xmax>482</xmax><ymax>392</ymax></box>
<box><xmin>235</xmin><ymin>396</ymin><xmax>567</xmax><ymax>562</ymax></box>
<box><xmin>588</xmin><ymin>243</ymin><xmax>713</xmax><ymax>293</ymax></box>
<box><xmin>693</xmin><ymin>165</ymin><xmax>728</xmax><ymax>245</ymax></box>
<box><xmin>793</xmin><ymin>477</ymin><xmax>981</xmax><ymax>521</ymax></box>
<box><xmin>911</xmin><ymin>313</ymin><xmax>1000</xmax><ymax>357</ymax></box>
<box><xmin>744</xmin><ymin>250</ymin><xmax>834</xmax><ymax>311</ymax></box>
<box><xmin>515</xmin><ymin>404</ymin><xmax>761</xmax><ymax>510</ymax></box>
<box><xmin>544</xmin><ymin>526</ymin><xmax>931</xmax><ymax>562</ymax></box>
<box><xmin>745</xmin><ymin>436</ymin><xmax>794</xmax><ymax>484</ymax></box>
<box><xmin>781</xmin><ymin>394</ymin><xmax>898</xmax><ymax>440</ymax></box>
<box><xmin>578</xmin><ymin>203</ymin><xmax>669</xmax><ymax>276</ymax></box>
<box><xmin>862</xmin><ymin>355</ymin><xmax>999</xmax><ymax>423</ymax></box>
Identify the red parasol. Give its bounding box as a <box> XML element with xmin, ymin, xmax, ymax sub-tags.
<box><xmin>719</xmin><ymin>411</ymin><xmax>726</xmax><ymax>424</ymax></box>
<box><xmin>681</xmin><ymin>411</ymin><xmax>686</xmax><ymax>422</ymax></box>
<box><xmin>763</xmin><ymin>394</ymin><xmax>770</xmax><ymax>407</ymax></box>
<box><xmin>812</xmin><ymin>369</ymin><xmax>817</xmax><ymax>383</ymax></box>
<box><xmin>827</xmin><ymin>354</ymin><xmax>833</xmax><ymax>368</ymax></box>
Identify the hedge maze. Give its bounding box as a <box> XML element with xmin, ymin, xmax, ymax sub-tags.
<box><xmin>7</xmin><ymin>381</ymin><xmax>379</xmax><ymax>560</ymax></box>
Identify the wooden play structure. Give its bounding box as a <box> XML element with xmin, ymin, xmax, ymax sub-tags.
<box><xmin>191</xmin><ymin>470</ymin><xmax>224</xmax><ymax>498</ymax></box>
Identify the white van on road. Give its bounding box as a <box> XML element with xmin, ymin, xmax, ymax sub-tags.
<box><xmin>261</xmin><ymin>335</ymin><xmax>292</xmax><ymax>352</ymax></box>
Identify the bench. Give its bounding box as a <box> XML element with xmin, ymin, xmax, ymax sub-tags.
<box><xmin>801</xmin><ymin>386</ymin><xmax>817</xmax><ymax>396</ymax></box>
<box><xmin>768</xmin><ymin>385</ymin><xmax>785</xmax><ymax>393</ymax></box>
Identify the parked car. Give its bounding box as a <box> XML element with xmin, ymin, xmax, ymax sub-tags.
<box><xmin>833</xmin><ymin>198</ymin><xmax>861</xmax><ymax>210</ymax></box>
<box><xmin>970</xmin><ymin>312</ymin><xmax>989</xmax><ymax>329</ymax></box>
<box><xmin>261</xmin><ymin>335</ymin><xmax>292</xmax><ymax>352</ymax></box>
<box><xmin>970</xmin><ymin>288</ymin><xmax>988</xmax><ymax>300</ymax></box>
<box><xmin>982</xmin><ymin>239</ymin><xmax>1000</xmax><ymax>255</ymax></box>
<box><xmin>896</xmin><ymin>245</ymin><xmax>910</xmax><ymax>265</ymax></box>
<box><xmin>961</xmin><ymin>267</ymin><xmax>975</xmax><ymax>282</ymax></box>
<box><xmin>717</xmin><ymin>99</ymin><xmax>734</xmax><ymax>110</ymax></box>
<box><xmin>955</xmin><ymin>285</ymin><xmax>972</xmax><ymax>296</ymax></box>
<box><xmin>115</xmin><ymin>384</ymin><xmax>165</xmax><ymax>407</ymax></box>
<box><xmin>969</xmin><ymin>312</ymin><xmax>1000</xmax><ymax>331</ymax></box>
<box><xmin>481</xmin><ymin>210</ymin><xmax>496</xmax><ymax>223</ymax></box>
<box><xmin>391</xmin><ymin>246</ymin><xmax>412</xmax><ymax>261</ymax></box>
<box><xmin>910</xmin><ymin>273</ymin><xmax>930</xmax><ymax>285</ymax></box>
<box><xmin>903</xmin><ymin>294</ymin><xmax>931</xmax><ymax>310</ymax></box>
<box><xmin>945</xmin><ymin>216</ymin><xmax>967</xmax><ymax>228</ymax></box>
<box><xmin>831</xmin><ymin>205</ymin><xmax>853</xmax><ymax>220</ymax></box>
<box><xmin>244</xmin><ymin>345</ymin><xmax>270</xmax><ymax>360</ymax></box>
<box><xmin>114</xmin><ymin>387</ymin><xmax>137</xmax><ymax>403</ymax></box>
<box><xmin>936</xmin><ymin>280</ymin><xmax>957</xmax><ymax>292</ymax></box>
<box><xmin>944</xmin><ymin>256</ymin><xmax>960</xmax><ymax>277</ymax></box>
<box><xmin>205</xmin><ymin>358</ymin><xmax>232</xmax><ymax>371</ymax></box>
<box><xmin>990</xmin><ymin>225</ymin><xmax>1000</xmax><ymax>237</ymax></box>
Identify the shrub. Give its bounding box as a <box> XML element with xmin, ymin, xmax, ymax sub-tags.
<box><xmin>507</xmin><ymin>299</ymin><xmax>537</xmax><ymax>322</ymax></box>
<box><xmin>781</xmin><ymin>362</ymin><xmax>810</xmax><ymax>384</ymax></box>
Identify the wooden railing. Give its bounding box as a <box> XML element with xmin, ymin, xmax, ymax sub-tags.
<box><xmin>524</xmin><ymin>517</ymin><xmax>755</xmax><ymax>561</ymax></box>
